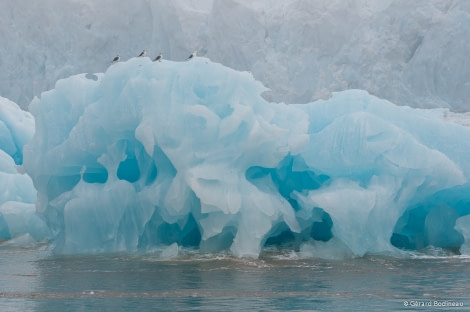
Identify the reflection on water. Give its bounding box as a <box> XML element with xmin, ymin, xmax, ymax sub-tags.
<box><xmin>0</xmin><ymin>246</ymin><xmax>469</xmax><ymax>311</ymax></box>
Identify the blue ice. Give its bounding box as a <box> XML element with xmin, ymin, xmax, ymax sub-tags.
<box><xmin>8</xmin><ymin>57</ymin><xmax>469</xmax><ymax>258</ymax></box>
<box><xmin>0</xmin><ymin>96</ymin><xmax>49</xmax><ymax>244</ymax></box>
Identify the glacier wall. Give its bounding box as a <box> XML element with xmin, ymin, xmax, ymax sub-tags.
<box><xmin>1</xmin><ymin>0</ymin><xmax>470</xmax><ymax>111</ymax></box>
<box><xmin>21</xmin><ymin>57</ymin><xmax>470</xmax><ymax>257</ymax></box>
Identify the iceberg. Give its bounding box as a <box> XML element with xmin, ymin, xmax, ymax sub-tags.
<box><xmin>21</xmin><ymin>57</ymin><xmax>470</xmax><ymax>257</ymax></box>
<box><xmin>0</xmin><ymin>96</ymin><xmax>49</xmax><ymax>244</ymax></box>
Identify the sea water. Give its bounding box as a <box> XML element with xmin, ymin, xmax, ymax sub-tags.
<box><xmin>0</xmin><ymin>246</ymin><xmax>469</xmax><ymax>311</ymax></box>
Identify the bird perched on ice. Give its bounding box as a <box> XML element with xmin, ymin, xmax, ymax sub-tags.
<box><xmin>138</xmin><ymin>50</ymin><xmax>146</xmax><ymax>57</ymax></box>
<box><xmin>187</xmin><ymin>50</ymin><xmax>197</xmax><ymax>60</ymax></box>
<box><xmin>112</xmin><ymin>54</ymin><xmax>120</xmax><ymax>62</ymax></box>
<box><xmin>153</xmin><ymin>52</ymin><xmax>162</xmax><ymax>62</ymax></box>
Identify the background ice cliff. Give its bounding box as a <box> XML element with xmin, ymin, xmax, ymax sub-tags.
<box><xmin>1</xmin><ymin>0</ymin><xmax>469</xmax><ymax>111</ymax></box>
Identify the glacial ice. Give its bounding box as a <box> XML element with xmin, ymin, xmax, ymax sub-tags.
<box><xmin>0</xmin><ymin>96</ymin><xmax>49</xmax><ymax>244</ymax></box>
<box><xmin>2</xmin><ymin>0</ymin><xmax>470</xmax><ymax>112</ymax></box>
<box><xmin>19</xmin><ymin>57</ymin><xmax>470</xmax><ymax>258</ymax></box>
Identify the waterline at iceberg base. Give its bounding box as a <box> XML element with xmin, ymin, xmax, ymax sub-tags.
<box><xmin>19</xmin><ymin>57</ymin><xmax>470</xmax><ymax>258</ymax></box>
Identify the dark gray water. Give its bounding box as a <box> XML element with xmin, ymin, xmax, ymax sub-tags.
<box><xmin>0</xmin><ymin>246</ymin><xmax>469</xmax><ymax>311</ymax></box>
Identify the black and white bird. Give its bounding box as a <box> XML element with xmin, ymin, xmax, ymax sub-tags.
<box><xmin>138</xmin><ymin>50</ymin><xmax>146</xmax><ymax>57</ymax></box>
<box><xmin>187</xmin><ymin>50</ymin><xmax>197</xmax><ymax>60</ymax></box>
<box><xmin>112</xmin><ymin>54</ymin><xmax>120</xmax><ymax>62</ymax></box>
<box><xmin>153</xmin><ymin>52</ymin><xmax>162</xmax><ymax>62</ymax></box>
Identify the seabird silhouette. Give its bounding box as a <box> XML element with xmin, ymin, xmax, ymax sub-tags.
<box><xmin>187</xmin><ymin>50</ymin><xmax>197</xmax><ymax>60</ymax></box>
<box><xmin>112</xmin><ymin>54</ymin><xmax>120</xmax><ymax>62</ymax></box>
<box><xmin>153</xmin><ymin>53</ymin><xmax>162</xmax><ymax>62</ymax></box>
<box><xmin>138</xmin><ymin>50</ymin><xmax>146</xmax><ymax>57</ymax></box>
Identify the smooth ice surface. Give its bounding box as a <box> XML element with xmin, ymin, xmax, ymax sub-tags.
<box><xmin>0</xmin><ymin>96</ymin><xmax>34</xmax><ymax>165</ymax></box>
<box><xmin>21</xmin><ymin>58</ymin><xmax>470</xmax><ymax>257</ymax></box>
<box><xmin>1</xmin><ymin>0</ymin><xmax>469</xmax><ymax>111</ymax></box>
<box><xmin>0</xmin><ymin>96</ymin><xmax>48</xmax><ymax>243</ymax></box>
